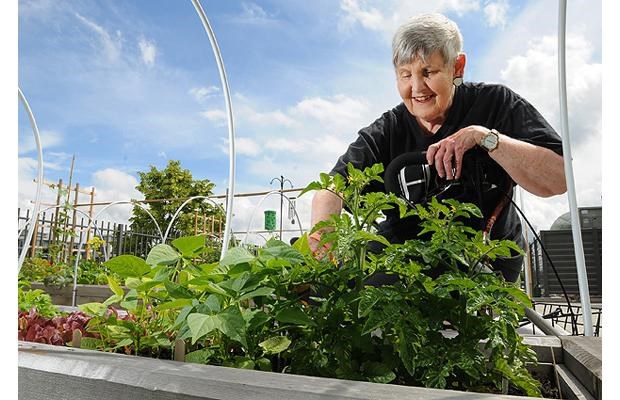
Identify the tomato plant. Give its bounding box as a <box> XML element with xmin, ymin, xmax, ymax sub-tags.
<box><xmin>72</xmin><ymin>163</ymin><xmax>541</xmax><ymax>396</ymax></box>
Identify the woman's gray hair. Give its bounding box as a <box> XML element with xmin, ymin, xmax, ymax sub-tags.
<box><xmin>392</xmin><ymin>13</ymin><xmax>463</xmax><ymax>67</ymax></box>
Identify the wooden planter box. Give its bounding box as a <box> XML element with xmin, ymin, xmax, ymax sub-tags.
<box><xmin>29</xmin><ymin>282</ymin><xmax>125</xmax><ymax>306</ymax></box>
<box><xmin>18</xmin><ymin>335</ymin><xmax>601</xmax><ymax>400</ymax></box>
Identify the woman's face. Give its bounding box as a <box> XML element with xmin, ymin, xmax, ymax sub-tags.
<box><xmin>396</xmin><ymin>51</ymin><xmax>463</xmax><ymax>130</ymax></box>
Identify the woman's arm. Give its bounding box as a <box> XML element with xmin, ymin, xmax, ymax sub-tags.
<box><xmin>425</xmin><ymin>125</ymin><xmax>566</xmax><ymax>197</ymax></box>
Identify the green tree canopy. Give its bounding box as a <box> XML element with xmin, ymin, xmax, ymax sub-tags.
<box><xmin>130</xmin><ymin>160</ymin><xmax>224</xmax><ymax>238</ymax></box>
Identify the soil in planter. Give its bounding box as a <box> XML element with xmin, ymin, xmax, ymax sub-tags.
<box><xmin>507</xmin><ymin>371</ymin><xmax>560</xmax><ymax>399</ymax></box>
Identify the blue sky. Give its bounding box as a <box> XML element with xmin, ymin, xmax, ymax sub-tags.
<box><xmin>17</xmin><ymin>0</ymin><xmax>602</xmax><ymax>243</ymax></box>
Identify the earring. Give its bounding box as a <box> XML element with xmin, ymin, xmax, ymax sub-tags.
<box><xmin>453</xmin><ymin>77</ymin><xmax>463</xmax><ymax>87</ymax></box>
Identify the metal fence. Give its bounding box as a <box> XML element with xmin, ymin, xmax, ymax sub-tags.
<box><xmin>528</xmin><ymin>228</ymin><xmax>602</xmax><ymax>298</ymax></box>
<box><xmin>17</xmin><ymin>208</ymin><xmax>192</xmax><ymax>260</ymax></box>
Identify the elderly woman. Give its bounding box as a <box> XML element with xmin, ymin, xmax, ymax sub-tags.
<box><xmin>310</xmin><ymin>13</ymin><xmax>566</xmax><ymax>282</ymax></box>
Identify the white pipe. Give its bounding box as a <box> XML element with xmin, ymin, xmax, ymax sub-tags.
<box><xmin>518</xmin><ymin>188</ymin><xmax>533</xmax><ymax>297</ymax></box>
<box><xmin>17</xmin><ymin>88</ymin><xmax>44</xmax><ymax>273</ymax></box>
<box><xmin>558</xmin><ymin>0</ymin><xmax>593</xmax><ymax>336</ymax></box>
<box><xmin>162</xmin><ymin>195</ymin><xmax>228</xmax><ymax>243</ymax></box>
<box><xmin>190</xmin><ymin>0</ymin><xmax>236</xmax><ymax>260</ymax></box>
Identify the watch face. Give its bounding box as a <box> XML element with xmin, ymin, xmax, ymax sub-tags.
<box><xmin>483</xmin><ymin>132</ymin><xmax>498</xmax><ymax>150</ymax></box>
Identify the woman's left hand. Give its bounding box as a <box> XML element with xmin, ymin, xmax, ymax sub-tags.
<box><xmin>425</xmin><ymin>125</ymin><xmax>486</xmax><ymax>180</ymax></box>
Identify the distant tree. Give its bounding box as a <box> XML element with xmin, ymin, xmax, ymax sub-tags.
<box><xmin>129</xmin><ymin>160</ymin><xmax>225</xmax><ymax>240</ymax></box>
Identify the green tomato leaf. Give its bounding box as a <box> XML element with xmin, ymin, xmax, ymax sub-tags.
<box><xmin>104</xmin><ymin>255</ymin><xmax>150</xmax><ymax>278</ymax></box>
<box><xmin>146</xmin><ymin>244</ymin><xmax>180</xmax><ymax>267</ymax></box>
<box><xmin>259</xmin><ymin>336</ymin><xmax>291</xmax><ymax>355</ymax></box>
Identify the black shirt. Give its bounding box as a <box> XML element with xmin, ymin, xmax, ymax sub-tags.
<box><xmin>330</xmin><ymin>82</ymin><xmax>563</xmax><ymax>279</ymax></box>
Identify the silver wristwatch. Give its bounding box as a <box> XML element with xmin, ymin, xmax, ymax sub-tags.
<box><xmin>480</xmin><ymin>128</ymin><xmax>499</xmax><ymax>152</ymax></box>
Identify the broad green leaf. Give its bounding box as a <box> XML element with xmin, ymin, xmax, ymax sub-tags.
<box><xmin>136</xmin><ymin>279</ymin><xmax>163</xmax><ymax>292</ymax></box>
<box><xmin>78</xmin><ymin>302</ymin><xmax>107</xmax><ymax>317</ymax></box>
<box><xmin>275</xmin><ymin>306</ymin><xmax>316</xmax><ymax>327</ymax></box>
<box><xmin>227</xmin><ymin>262</ymin><xmax>252</xmax><ymax>277</ymax></box>
<box><xmin>187</xmin><ymin>313</ymin><xmax>219</xmax><ymax>344</ymax></box>
<box><xmin>259</xmin><ymin>239</ymin><xmax>305</xmax><ymax>265</ymax></box>
<box><xmin>259</xmin><ymin>336</ymin><xmax>291</xmax><ymax>355</ymax></box>
<box><xmin>120</xmin><ymin>289</ymin><xmax>139</xmax><ymax>312</ymax></box>
<box><xmin>105</xmin><ymin>255</ymin><xmax>151</xmax><ymax>278</ymax></box>
<box><xmin>217</xmin><ymin>306</ymin><xmax>248</xmax><ymax>348</ymax></box>
<box><xmin>185</xmin><ymin>348</ymin><xmax>214</xmax><ymax>364</ymax></box>
<box><xmin>164</xmin><ymin>280</ymin><xmax>194</xmax><ymax>299</ymax></box>
<box><xmin>102</xmin><ymin>293</ymin><xmax>123</xmax><ymax>307</ymax></box>
<box><xmin>238</xmin><ymin>287</ymin><xmax>274</xmax><ymax>302</ymax></box>
<box><xmin>154</xmin><ymin>298</ymin><xmax>193</xmax><ymax>311</ymax></box>
<box><xmin>172</xmin><ymin>235</ymin><xmax>205</xmax><ymax>258</ymax></box>
<box><xmin>125</xmin><ymin>277</ymin><xmax>142</xmax><ymax>289</ymax></box>
<box><xmin>107</xmin><ymin>275</ymin><xmax>124</xmax><ymax>297</ymax></box>
<box><xmin>146</xmin><ymin>244</ymin><xmax>180</xmax><ymax>267</ymax></box>
<box><xmin>219</xmin><ymin>247</ymin><xmax>255</xmax><ymax>267</ymax></box>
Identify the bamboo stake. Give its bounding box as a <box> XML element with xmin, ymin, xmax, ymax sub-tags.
<box><xmin>68</xmin><ymin>183</ymin><xmax>79</xmax><ymax>260</ymax></box>
<box><xmin>50</xmin><ymin>178</ymin><xmax>63</xmax><ymax>244</ymax></box>
<box><xmin>29</xmin><ymin>214</ymin><xmax>39</xmax><ymax>258</ymax></box>
<box><xmin>84</xmin><ymin>187</ymin><xmax>95</xmax><ymax>260</ymax></box>
<box><xmin>194</xmin><ymin>209</ymin><xmax>198</xmax><ymax>235</ymax></box>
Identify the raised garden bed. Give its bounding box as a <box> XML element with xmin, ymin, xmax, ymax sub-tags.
<box><xmin>29</xmin><ymin>282</ymin><xmax>126</xmax><ymax>306</ymax></box>
<box><xmin>18</xmin><ymin>328</ymin><xmax>602</xmax><ymax>399</ymax></box>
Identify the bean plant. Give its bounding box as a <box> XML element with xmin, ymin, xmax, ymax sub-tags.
<box><xmin>77</xmin><ymin>163</ymin><xmax>541</xmax><ymax>396</ymax></box>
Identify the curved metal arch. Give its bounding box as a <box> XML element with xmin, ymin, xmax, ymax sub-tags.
<box><xmin>190</xmin><ymin>0</ymin><xmax>236</xmax><ymax>260</ymax></box>
<box><xmin>162</xmin><ymin>195</ymin><xmax>228</xmax><ymax>243</ymax></box>
<box><xmin>18</xmin><ymin>88</ymin><xmax>44</xmax><ymax>273</ymax></box>
<box><xmin>241</xmin><ymin>190</ymin><xmax>304</xmax><ymax>246</ymax></box>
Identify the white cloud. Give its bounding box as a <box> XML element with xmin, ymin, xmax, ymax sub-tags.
<box><xmin>292</xmin><ymin>94</ymin><xmax>370</xmax><ymax>134</ymax></box>
<box><xmin>340</xmin><ymin>0</ymin><xmax>385</xmax><ymax>31</ymax></box>
<box><xmin>89</xmin><ymin>168</ymin><xmax>143</xmax><ymax>224</ymax></box>
<box><xmin>18</xmin><ymin>129</ymin><xmax>63</xmax><ymax>155</ymax></box>
<box><xmin>492</xmin><ymin>20</ymin><xmax>601</xmax><ymax>232</ymax></box>
<box><xmin>338</xmin><ymin>0</ymin><xmax>480</xmax><ymax>38</ymax></box>
<box><xmin>499</xmin><ymin>34</ymin><xmax>601</xmax><ymax>147</ymax></box>
<box><xmin>74</xmin><ymin>12</ymin><xmax>122</xmax><ymax>63</ymax></box>
<box><xmin>231</xmin><ymin>137</ymin><xmax>262</xmax><ymax>157</ymax></box>
<box><xmin>483</xmin><ymin>0</ymin><xmax>508</xmax><ymax>28</ymax></box>
<box><xmin>241</xmin><ymin>2</ymin><xmax>269</xmax><ymax>20</ymax></box>
<box><xmin>189</xmin><ymin>86</ymin><xmax>220</xmax><ymax>102</ymax></box>
<box><xmin>244</xmin><ymin>108</ymin><xmax>297</xmax><ymax>127</ymax></box>
<box><xmin>138</xmin><ymin>37</ymin><xmax>157</xmax><ymax>67</ymax></box>
<box><xmin>200</xmin><ymin>109</ymin><xmax>228</xmax><ymax>126</ymax></box>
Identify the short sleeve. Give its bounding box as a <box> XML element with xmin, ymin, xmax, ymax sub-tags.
<box><xmin>496</xmin><ymin>90</ymin><xmax>563</xmax><ymax>156</ymax></box>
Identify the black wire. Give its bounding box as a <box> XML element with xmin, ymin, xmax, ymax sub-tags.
<box><xmin>502</xmin><ymin>192</ymin><xmax>579</xmax><ymax>334</ymax></box>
